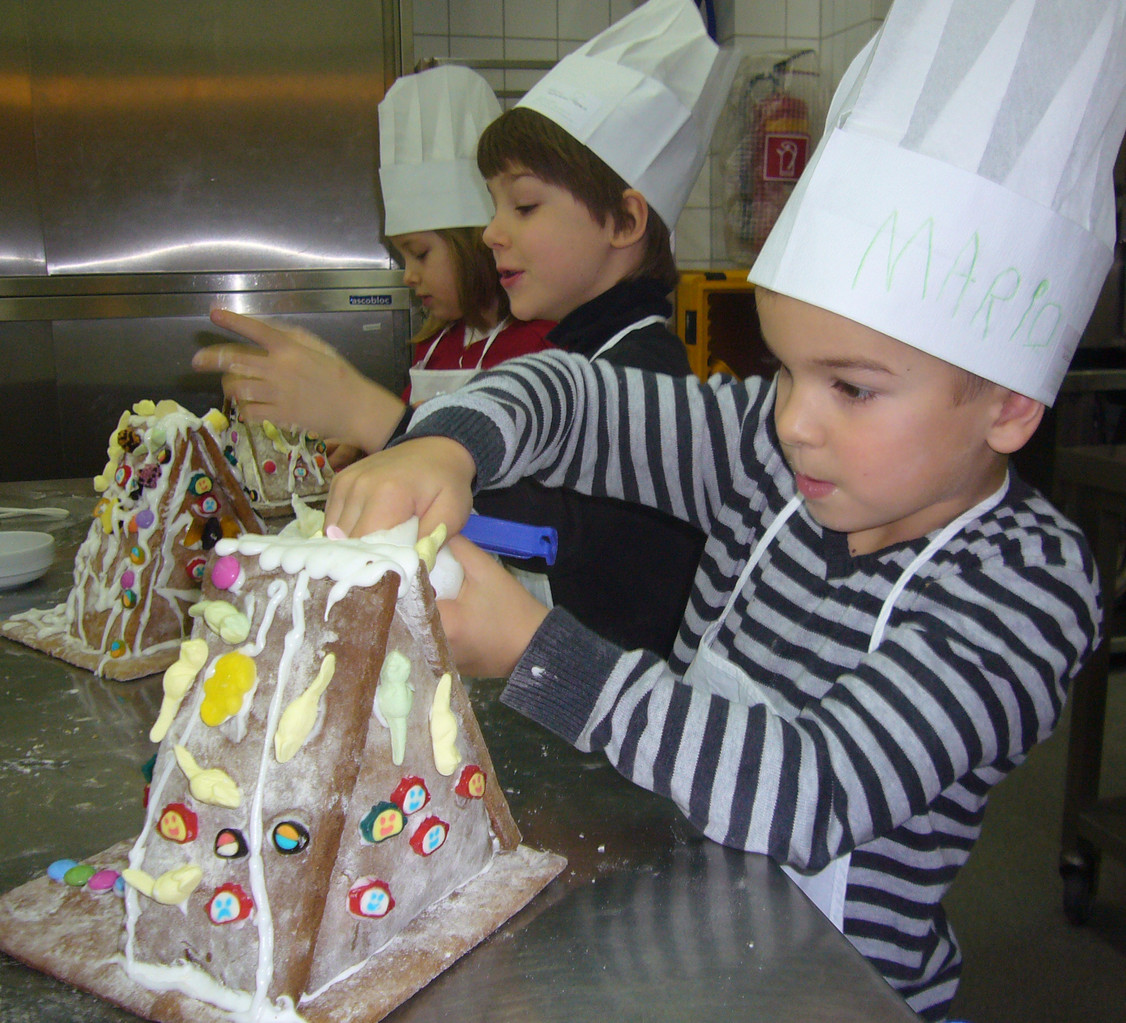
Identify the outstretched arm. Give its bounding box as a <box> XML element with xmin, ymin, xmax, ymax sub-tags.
<box><xmin>193</xmin><ymin>308</ymin><xmax>408</xmax><ymax>454</ymax></box>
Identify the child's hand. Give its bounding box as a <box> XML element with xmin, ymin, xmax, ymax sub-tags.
<box><xmin>194</xmin><ymin>309</ymin><xmax>405</xmax><ymax>452</ymax></box>
<box><xmin>437</xmin><ymin>535</ymin><xmax>549</xmax><ymax>678</ymax></box>
<box><xmin>325</xmin><ymin>436</ymin><xmax>477</xmax><ymax>540</ymax></box>
<box><xmin>324</xmin><ymin>441</ymin><xmax>363</xmax><ymax>471</ymax></box>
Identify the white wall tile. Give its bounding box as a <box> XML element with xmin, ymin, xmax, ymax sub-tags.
<box><xmin>504</xmin><ymin>67</ymin><xmax>551</xmax><ymax>96</ymax></box>
<box><xmin>734</xmin><ymin>4</ymin><xmax>786</xmax><ymax>36</ymax></box>
<box><xmin>506</xmin><ymin>0</ymin><xmax>558</xmax><ymax>39</ymax></box>
<box><xmin>673</xmin><ymin>206</ymin><xmax>712</xmax><ymax>267</ymax></box>
<box><xmin>787</xmin><ymin>0</ymin><xmax>821</xmax><ymax>39</ymax></box>
<box><xmin>449</xmin><ymin>0</ymin><xmax>504</xmax><ymax>37</ymax></box>
<box><xmin>559</xmin><ymin>0</ymin><xmax>612</xmax><ymax>41</ymax></box>
<box><xmin>448</xmin><ymin>35</ymin><xmax>505</xmax><ymax>62</ymax></box>
<box><xmin>412</xmin><ymin>0</ymin><xmax>449</xmax><ymax>35</ymax></box>
<box><xmin>412</xmin><ymin>34</ymin><xmax>450</xmax><ymax>61</ymax></box>
<box><xmin>504</xmin><ymin>37</ymin><xmax>558</xmax><ymax>61</ymax></box>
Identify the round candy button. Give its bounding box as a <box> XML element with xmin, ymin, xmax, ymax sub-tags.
<box><xmin>64</xmin><ymin>864</ymin><xmax>97</xmax><ymax>887</ymax></box>
<box><xmin>47</xmin><ymin>859</ymin><xmax>78</xmax><ymax>882</ymax></box>
<box><xmin>211</xmin><ymin>555</ymin><xmax>241</xmax><ymax>590</ymax></box>
<box><xmin>87</xmin><ymin>869</ymin><xmax>120</xmax><ymax>894</ymax></box>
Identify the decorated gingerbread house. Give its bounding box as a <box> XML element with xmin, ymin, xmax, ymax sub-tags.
<box><xmin>2</xmin><ymin>400</ymin><xmax>263</xmax><ymax>681</ymax></box>
<box><xmin>119</xmin><ymin>522</ymin><xmax>560</xmax><ymax>1019</ymax></box>
<box><xmin>221</xmin><ymin>401</ymin><xmax>334</xmax><ymax>517</ymax></box>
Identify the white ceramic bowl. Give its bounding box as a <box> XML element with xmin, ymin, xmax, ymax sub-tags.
<box><xmin>0</xmin><ymin>531</ymin><xmax>56</xmax><ymax>590</ymax></box>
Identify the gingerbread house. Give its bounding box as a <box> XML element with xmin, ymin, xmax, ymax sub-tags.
<box><xmin>119</xmin><ymin>522</ymin><xmax>559</xmax><ymax>1019</ymax></box>
<box><xmin>2</xmin><ymin>400</ymin><xmax>263</xmax><ymax>681</ymax></box>
<box><xmin>221</xmin><ymin>402</ymin><xmax>334</xmax><ymax>517</ymax></box>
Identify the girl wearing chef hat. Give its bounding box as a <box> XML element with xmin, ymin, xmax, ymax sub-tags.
<box><xmin>194</xmin><ymin>65</ymin><xmax>553</xmax><ymax>465</ymax></box>
<box><xmin>322</xmin><ymin>0</ymin><xmax>1124</xmax><ymax>1018</ymax></box>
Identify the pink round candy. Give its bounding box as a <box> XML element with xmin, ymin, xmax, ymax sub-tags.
<box><xmin>211</xmin><ymin>555</ymin><xmax>241</xmax><ymax>590</ymax></box>
<box><xmin>87</xmin><ymin>869</ymin><xmax>120</xmax><ymax>893</ymax></box>
<box><xmin>121</xmin><ymin>570</ymin><xmax>135</xmax><ymax>588</ymax></box>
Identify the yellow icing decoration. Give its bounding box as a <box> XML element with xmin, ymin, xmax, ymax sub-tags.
<box><xmin>150</xmin><ymin>638</ymin><xmax>210</xmax><ymax>742</ymax></box>
<box><xmin>122</xmin><ymin>864</ymin><xmax>202</xmax><ymax>906</ymax></box>
<box><xmin>429</xmin><ymin>672</ymin><xmax>461</xmax><ymax>776</ymax></box>
<box><xmin>274</xmin><ymin>653</ymin><xmax>336</xmax><ymax>763</ymax></box>
<box><xmin>132</xmin><ymin>399</ymin><xmax>157</xmax><ymax>416</ymax></box>
<box><xmin>376</xmin><ymin>651</ymin><xmax>413</xmax><ymax>766</ymax></box>
<box><xmin>202</xmin><ymin>408</ymin><xmax>229</xmax><ymax>432</ymax></box>
<box><xmin>415</xmin><ymin>523</ymin><xmax>447</xmax><ymax>574</ymax></box>
<box><xmin>173</xmin><ymin>744</ymin><xmax>241</xmax><ymax>808</ymax></box>
<box><xmin>289</xmin><ymin>494</ymin><xmax>325</xmax><ymax>538</ymax></box>
<box><xmin>200</xmin><ymin>651</ymin><xmax>257</xmax><ymax>727</ymax></box>
<box><xmin>153</xmin><ymin>399</ymin><xmax>183</xmax><ymax>418</ymax></box>
<box><xmin>98</xmin><ymin>497</ymin><xmax>118</xmax><ymax>534</ymax></box>
<box><xmin>188</xmin><ymin>599</ymin><xmax>251</xmax><ymax>644</ymax></box>
<box><xmin>262</xmin><ymin>419</ymin><xmax>294</xmax><ymax>453</ymax></box>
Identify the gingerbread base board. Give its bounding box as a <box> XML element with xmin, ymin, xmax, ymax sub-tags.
<box><xmin>1</xmin><ymin>617</ymin><xmax>176</xmax><ymax>681</ymax></box>
<box><xmin>0</xmin><ymin>839</ymin><xmax>567</xmax><ymax>1023</ymax></box>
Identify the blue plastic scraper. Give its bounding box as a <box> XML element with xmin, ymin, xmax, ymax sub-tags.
<box><xmin>458</xmin><ymin>514</ymin><xmax>558</xmax><ymax>566</ymax></box>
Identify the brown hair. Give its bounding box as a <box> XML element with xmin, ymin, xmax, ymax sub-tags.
<box><xmin>409</xmin><ymin>226</ymin><xmax>510</xmax><ymax>344</ymax></box>
<box><xmin>477</xmin><ymin>107</ymin><xmax>678</xmax><ymax>292</ymax></box>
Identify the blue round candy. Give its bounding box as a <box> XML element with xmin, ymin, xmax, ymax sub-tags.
<box><xmin>47</xmin><ymin>858</ymin><xmax>78</xmax><ymax>882</ymax></box>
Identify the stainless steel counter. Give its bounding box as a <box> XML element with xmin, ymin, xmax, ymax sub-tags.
<box><xmin>0</xmin><ymin>479</ymin><xmax>919</xmax><ymax>1023</ymax></box>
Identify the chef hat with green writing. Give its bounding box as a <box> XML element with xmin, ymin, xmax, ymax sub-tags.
<box><xmin>516</xmin><ymin>0</ymin><xmax>735</xmax><ymax>230</ymax></box>
<box><xmin>379</xmin><ymin>65</ymin><xmax>501</xmax><ymax>236</ymax></box>
<box><xmin>749</xmin><ymin>0</ymin><xmax>1126</xmax><ymax>404</ymax></box>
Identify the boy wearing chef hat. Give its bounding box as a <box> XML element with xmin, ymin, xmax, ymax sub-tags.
<box><xmin>194</xmin><ymin>64</ymin><xmax>553</xmax><ymax>465</ymax></box>
<box><xmin>334</xmin><ymin>0</ymin><xmax>732</xmax><ymax>657</ymax></box>
<box><xmin>324</xmin><ymin>0</ymin><xmax>1125</xmax><ymax>1016</ymax></box>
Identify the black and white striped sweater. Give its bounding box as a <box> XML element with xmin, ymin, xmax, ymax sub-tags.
<box><xmin>406</xmin><ymin>351</ymin><xmax>1101</xmax><ymax>1020</ymax></box>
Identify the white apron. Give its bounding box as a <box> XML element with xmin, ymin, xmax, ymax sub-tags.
<box><xmin>408</xmin><ymin>317</ymin><xmax>509</xmax><ymax>404</ymax></box>
<box><xmin>681</xmin><ymin>477</ymin><xmax>1009</xmax><ymax>930</ymax></box>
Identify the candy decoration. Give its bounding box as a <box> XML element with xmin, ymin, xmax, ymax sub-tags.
<box><xmin>109</xmin><ymin>640</ymin><xmax>126</xmax><ymax>658</ymax></box>
<box><xmin>376</xmin><ymin>651</ymin><xmax>413</xmax><ymax>766</ymax></box>
<box><xmin>207</xmin><ymin>883</ymin><xmax>254</xmax><ymax>924</ymax></box>
<box><xmin>137</xmin><ymin>464</ymin><xmax>162</xmax><ymax>488</ymax></box>
<box><xmin>149</xmin><ymin>426</ymin><xmax>167</xmax><ymax>447</ymax></box>
<box><xmin>262</xmin><ymin>459</ymin><xmax>278</xmax><ymax>475</ymax></box>
<box><xmin>293</xmin><ymin>462</ymin><xmax>308</xmax><ymax>479</ymax></box>
<box><xmin>194</xmin><ymin>494</ymin><xmax>221</xmax><ymax>517</ymax></box>
<box><xmin>114</xmin><ymin>464</ymin><xmax>132</xmax><ymax>487</ymax></box>
<box><xmin>359</xmin><ymin>802</ymin><xmax>405</xmax><ymax>844</ymax></box>
<box><xmin>211</xmin><ymin>555</ymin><xmax>241</xmax><ymax>590</ymax></box>
<box><xmin>150</xmin><ymin>639</ymin><xmax>209</xmax><ymax>742</ymax></box>
<box><xmin>117</xmin><ymin>427</ymin><xmax>142</xmax><ymax>453</ymax></box>
<box><xmin>429</xmin><ymin>672</ymin><xmax>461</xmax><ymax>776</ymax></box>
<box><xmin>64</xmin><ymin>864</ymin><xmax>98</xmax><ymax>887</ymax></box>
<box><xmin>201</xmin><ymin>517</ymin><xmax>224</xmax><ymax>550</ymax></box>
<box><xmin>215</xmin><ymin>828</ymin><xmax>249</xmax><ymax>859</ymax></box>
<box><xmin>200</xmin><ymin>651</ymin><xmax>257</xmax><ymax>726</ymax></box>
<box><xmin>186</xmin><ymin>557</ymin><xmax>207</xmax><ymax>582</ymax></box>
<box><xmin>220</xmin><ymin>514</ymin><xmax>241</xmax><ymax>539</ymax></box>
<box><xmin>272</xmin><ymin>821</ymin><xmax>310</xmax><ymax>855</ymax></box>
<box><xmin>135</xmin><ymin>508</ymin><xmax>156</xmax><ymax>529</ymax></box>
<box><xmin>121</xmin><ymin>570</ymin><xmax>135</xmax><ymax>588</ymax></box>
<box><xmin>122</xmin><ymin>864</ymin><xmax>203</xmax><ymax>906</ymax></box>
<box><xmin>158</xmin><ymin>802</ymin><xmax>199</xmax><ymax>844</ymax></box>
<box><xmin>275</xmin><ymin>653</ymin><xmax>336</xmax><ymax>763</ymax></box>
<box><xmin>184</xmin><ymin>520</ymin><xmax>204</xmax><ymax>547</ymax></box>
<box><xmin>409</xmin><ymin>816</ymin><xmax>449</xmax><ymax>857</ymax></box>
<box><xmin>455</xmin><ymin>765</ymin><xmax>487</xmax><ymax>800</ymax></box>
<box><xmin>189</xmin><ymin>600</ymin><xmax>251</xmax><ymax>644</ymax></box>
<box><xmin>348</xmin><ymin>878</ymin><xmax>394</xmax><ymax>919</ymax></box>
<box><xmin>88</xmin><ymin>869</ymin><xmax>120</xmax><ymax>894</ymax></box>
<box><xmin>188</xmin><ymin>473</ymin><xmax>213</xmax><ymax>496</ymax></box>
<box><xmin>122</xmin><ymin>589</ymin><xmax>138</xmax><ymax>609</ymax></box>
<box><xmin>129</xmin><ymin>544</ymin><xmax>145</xmax><ymax>565</ymax></box>
<box><xmin>156</xmin><ymin>446</ymin><xmax>172</xmax><ymax>464</ymax></box>
<box><xmin>47</xmin><ymin>859</ymin><xmax>78</xmax><ymax>882</ymax></box>
<box><xmin>390</xmin><ymin>776</ymin><xmax>429</xmax><ymax>816</ymax></box>
<box><xmin>173</xmin><ymin>745</ymin><xmax>241</xmax><ymax>808</ymax></box>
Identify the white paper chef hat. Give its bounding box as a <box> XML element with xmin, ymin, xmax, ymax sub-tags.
<box><xmin>750</xmin><ymin>0</ymin><xmax>1126</xmax><ymax>405</ymax></box>
<box><xmin>516</xmin><ymin>0</ymin><xmax>736</xmax><ymax>229</ymax></box>
<box><xmin>379</xmin><ymin>65</ymin><xmax>501</xmax><ymax>236</ymax></box>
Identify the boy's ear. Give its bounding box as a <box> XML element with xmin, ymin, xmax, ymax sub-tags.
<box><xmin>611</xmin><ymin>189</ymin><xmax>649</xmax><ymax>249</ymax></box>
<box><xmin>986</xmin><ymin>389</ymin><xmax>1045</xmax><ymax>455</ymax></box>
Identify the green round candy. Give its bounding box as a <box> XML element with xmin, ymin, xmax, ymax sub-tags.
<box><xmin>64</xmin><ymin>863</ymin><xmax>97</xmax><ymax>887</ymax></box>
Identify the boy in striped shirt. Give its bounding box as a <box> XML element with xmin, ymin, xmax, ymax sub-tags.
<box><xmin>325</xmin><ymin>1</ymin><xmax>1124</xmax><ymax>1018</ymax></box>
